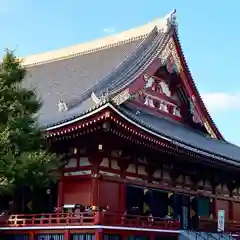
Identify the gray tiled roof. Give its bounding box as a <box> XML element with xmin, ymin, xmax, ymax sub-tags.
<box><xmin>24</xmin><ymin>22</ymin><xmax>170</xmax><ymax>128</ymax></box>
<box><xmin>24</xmin><ymin>39</ymin><xmax>142</xmax><ymax>126</ymax></box>
<box><xmin>118</xmin><ymin>103</ymin><xmax>240</xmax><ymax>164</ymax></box>
<box><xmin>22</xmin><ymin>13</ymin><xmax>179</xmax><ymax>128</ymax></box>
<box><xmin>20</xmin><ymin>11</ymin><xmax>239</xmax><ymax>163</ymax></box>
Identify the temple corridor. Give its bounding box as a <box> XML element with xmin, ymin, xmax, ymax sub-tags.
<box><xmin>126</xmin><ymin>185</ymin><xmax>211</xmax><ymax>230</ymax></box>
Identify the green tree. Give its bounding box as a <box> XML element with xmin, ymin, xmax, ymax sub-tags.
<box><xmin>0</xmin><ymin>49</ymin><xmax>61</xmax><ymax>197</ymax></box>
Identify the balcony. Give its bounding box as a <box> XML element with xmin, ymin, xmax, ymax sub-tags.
<box><xmin>1</xmin><ymin>212</ymin><xmax>180</xmax><ymax>230</ymax></box>
<box><xmin>199</xmin><ymin>217</ymin><xmax>240</xmax><ymax>233</ymax></box>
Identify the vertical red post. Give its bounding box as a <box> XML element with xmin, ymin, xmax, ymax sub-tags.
<box><xmin>92</xmin><ymin>177</ymin><xmax>99</xmax><ymax>206</ymax></box>
<box><xmin>149</xmin><ymin>233</ymin><xmax>155</xmax><ymax>240</ymax></box>
<box><xmin>95</xmin><ymin>228</ymin><xmax>103</xmax><ymax>240</ymax></box>
<box><xmin>211</xmin><ymin>198</ymin><xmax>216</xmax><ymax>219</ymax></box>
<box><xmin>120</xmin><ymin>182</ymin><xmax>126</xmax><ymax>213</ymax></box>
<box><xmin>89</xmin><ymin>154</ymin><xmax>101</xmax><ymax>207</ymax></box>
<box><xmin>29</xmin><ymin>232</ymin><xmax>34</xmax><ymax>240</ymax></box>
<box><xmin>57</xmin><ymin>177</ymin><xmax>64</xmax><ymax>208</ymax></box>
<box><xmin>228</xmin><ymin>200</ymin><xmax>233</xmax><ymax>220</ymax></box>
<box><xmin>64</xmin><ymin>230</ymin><xmax>70</xmax><ymax>240</ymax></box>
<box><xmin>122</xmin><ymin>232</ymin><xmax>127</xmax><ymax>240</ymax></box>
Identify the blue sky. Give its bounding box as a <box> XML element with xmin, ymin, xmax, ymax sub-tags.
<box><xmin>0</xmin><ymin>0</ymin><xmax>239</xmax><ymax>145</ymax></box>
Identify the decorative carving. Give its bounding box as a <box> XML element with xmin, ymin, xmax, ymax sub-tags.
<box><xmin>99</xmin><ymin>170</ymin><xmax>120</xmax><ymax>178</ymax></box>
<box><xmin>112</xmin><ymin>88</ymin><xmax>131</xmax><ymax>105</ymax></box>
<box><xmin>138</xmin><ymin>165</ymin><xmax>148</xmax><ymax>176</ymax></box>
<box><xmin>100</xmin><ymin>158</ymin><xmax>109</xmax><ymax>167</ymax></box>
<box><xmin>166</xmin><ymin>60</ymin><xmax>177</xmax><ymax>74</ymax></box>
<box><xmin>176</xmin><ymin>175</ymin><xmax>184</xmax><ymax>188</ymax></box>
<box><xmin>58</xmin><ymin>100</ymin><xmax>68</xmax><ymax>112</ymax></box>
<box><xmin>232</xmin><ymin>186</ymin><xmax>239</xmax><ymax>199</ymax></box>
<box><xmin>144</xmin><ymin>76</ymin><xmax>155</xmax><ymax>88</ymax></box>
<box><xmin>159</xmin><ymin>81</ymin><xmax>171</xmax><ymax>97</ymax></box>
<box><xmin>188</xmin><ymin>98</ymin><xmax>202</xmax><ymax>124</ymax></box>
<box><xmin>64</xmin><ymin>170</ymin><xmax>92</xmax><ymax>176</ymax></box>
<box><xmin>197</xmin><ymin>180</ymin><xmax>204</xmax><ymax>191</ymax></box>
<box><xmin>139</xmin><ymin>77</ymin><xmax>182</xmax><ymax>118</ymax></box>
<box><xmin>204</xmin><ymin>180</ymin><xmax>212</xmax><ymax>193</ymax></box>
<box><xmin>65</xmin><ymin>158</ymin><xmax>77</xmax><ymax>168</ymax></box>
<box><xmin>111</xmin><ymin>159</ymin><xmax>120</xmax><ymax>170</ymax></box>
<box><xmin>162</xmin><ymin>170</ymin><xmax>171</xmax><ymax>185</ymax></box>
<box><xmin>79</xmin><ymin>157</ymin><xmax>90</xmax><ymax>166</ymax></box>
<box><xmin>203</xmin><ymin>121</ymin><xmax>217</xmax><ymax>139</ymax></box>
<box><xmin>139</xmin><ymin>75</ymin><xmax>182</xmax><ymax>119</ymax></box>
<box><xmin>162</xmin><ymin>9</ymin><xmax>177</xmax><ymax>33</ymax></box>
<box><xmin>222</xmin><ymin>184</ymin><xmax>229</xmax><ymax>197</ymax></box>
<box><xmin>159</xmin><ymin>101</ymin><xmax>169</xmax><ymax>112</ymax></box>
<box><xmin>143</xmin><ymin>94</ymin><xmax>182</xmax><ymax>119</ymax></box>
<box><xmin>172</xmin><ymin>105</ymin><xmax>181</xmax><ymax>117</ymax></box>
<box><xmin>158</xmin><ymin>38</ymin><xmax>182</xmax><ymax>73</ymax></box>
<box><xmin>126</xmin><ymin>164</ymin><xmax>136</xmax><ymax>173</ymax></box>
<box><xmin>153</xmin><ymin>169</ymin><xmax>162</xmax><ymax>179</ymax></box>
<box><xmin>143</xmin><ymin>73</ymin><xmax>149</xmax><ymax>81</ymax></box>
<box><xmin>91</xmin><ymin>92</ymin><xmax>101</xmax><ymax>105</ymax></box>
<box><xmin>144</xmin><ymin>95</ymin><xmax>155</xmax><ymax>108</ymax></box>
<box><xmin>215</xmin><ymin>184</ymin><xmax>222</xmax><ymax>195</ymax></box>
<box><xmin>184</xmin><ymin>176</ymin><xmax>192</xmax><ymax>188</ymax></box>
<box><xmin>126</xmin><ymin>176</ymin><xmax>144</xmax><ymax>182</ymax></box>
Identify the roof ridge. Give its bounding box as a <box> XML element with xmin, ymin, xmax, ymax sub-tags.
<box><xmin>22</xmin><ymin>15</ymin><xmax>172</xmax><ymax>67</ymax></box>
<box><xmin>64</xmin><ymin>27</ymin><xmax>159</xmax><ymax>110</ymax></box>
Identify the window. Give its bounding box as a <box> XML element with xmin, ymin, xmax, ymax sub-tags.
<box><xmin>104</xmin><ymin>234</ymin><xmax>122</xmax><ymax>240</ymax></box>
<box><xmin>3</xmin><ymin>235</ymin><xmax>29</xmax><ymax>240</ymax></box>
<box><xmin>35</xmin><ymin>234</ymin><xmax>64</xmax><ymax>240</ymax></box>
<box><xmin>127</xmin><ymin>236</ymin><xmax>149</xmax><ymax>240</ymax></box>
<box><xmin>71</xmin><ymin>234</ymin><xmax>95</xmax><ymax>240</ymax></box>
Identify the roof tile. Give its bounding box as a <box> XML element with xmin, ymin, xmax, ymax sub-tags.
<box><xmin>24</xmin><ymin>40</ymin><xmax>142</xmax><ymax>126</ymax></box>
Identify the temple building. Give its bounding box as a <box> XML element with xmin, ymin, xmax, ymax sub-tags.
<box><xmin>2</xmin><ymin>10</ymin><xmax>240</xmax><ymax>240</ymax></box>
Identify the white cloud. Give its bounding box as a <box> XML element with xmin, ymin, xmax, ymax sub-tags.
<box><xmin>103</xmin><ymin>27</ymin><xmax>115</xmax><ymax>33</ymax></box>
<box><xmin>202</xmin><ymin>92</ymin><xmax>240</xmax><ymax>113</ymax></box>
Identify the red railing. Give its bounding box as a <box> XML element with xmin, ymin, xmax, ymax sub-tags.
<box><xmin>102</xmin><ymin>212</ymin><xmax>180</xmax><ymax>229</ymax></box>
<box><xmin>199</xmin><ymin>217</ymin><xmax>240</xmax><ymax>233</ymax></box>
<box><xmin>2</xmin><ymin>212</ymin><xmax>180</xmax><ymax>230</ymax></box>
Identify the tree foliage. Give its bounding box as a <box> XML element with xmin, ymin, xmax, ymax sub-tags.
<box><xmin>0</xmin><ymin>49</ymin><xmax>61</xmax><ymax>195</ymax></box>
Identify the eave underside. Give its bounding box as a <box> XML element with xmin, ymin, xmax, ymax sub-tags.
<box><xmin>22</xmin><ymin>11</ymin><xmax>226</xmax><ymax>157</ymax></box>
<box><xmin>116</xmin><ymin>103</ymin><xmax>240</xmax><ymax>164</ymax></box>
<box><xmin>46</xmin><ymin>103</ymin><xmax>240</xmax><ymax>167</ymax></box>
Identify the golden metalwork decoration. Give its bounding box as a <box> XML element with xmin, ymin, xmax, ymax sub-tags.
<box><xmin>203</xmin><ymin>121</ymin><xmax>217</xmax><ymax>139</ymax></box>
<box><xmin>158</xmin><ymin>38</ymin><xmax>182</xmax><ymax>73</ymax></box>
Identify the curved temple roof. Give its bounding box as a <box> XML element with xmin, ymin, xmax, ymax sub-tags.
<box><xmin>22</xmin><ymin>16</ymin><xmax>170</xmax><ymax>66</ymax></box>
<box><xmin>117</xmin><ymin>103</ymin><xmax>240</xmax><ymax>165</ymax></box>
<box><xmin>20</xmin><ymin>10</ymin><xmax>240</xmax><ymax>164</ymax></box>
<box><xmin>22</xmin><ymin>12</ymin><xmax>174</xmax><ymax>127</ymax></box>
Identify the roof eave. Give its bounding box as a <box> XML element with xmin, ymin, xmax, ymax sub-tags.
<box><xmin>172</xmin><ymin>30</ymin><xmax>224</xmax><ymax>140</ymax></box>
<box><xmin>45</xmin><ymin>102</ymin><xmax>240</xmax><ymax>167</ymax></box>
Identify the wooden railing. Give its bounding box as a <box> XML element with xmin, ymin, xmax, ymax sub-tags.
<box><xmin>2</xmin><ymin>212</ymin><xmax>180</xmax><ymax>230</ymax></box>
<box><xmin>102</xmin><ymin>212</ymin><xmax>180</xmax><ymax>229</ymax></box>
<box><xmin>199</xmin><ymin>217</ymin><xmax>240</xmax><ymax>233</ymax></box>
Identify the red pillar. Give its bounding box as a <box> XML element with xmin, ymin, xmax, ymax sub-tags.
<box><xmin>57</xmin><ymin>177</ymin><xmax>64</xmax><ymax>208</ymax></box>
<box><xmin>120</xmin><ymin>182</ymin><xmax>126</xmax><ymax>213</ymax></box>
<box><xmin>89</xmin><ymin>154</ymin><xmax>101</xmax><ymax>207</ymax></box>
<box><xmin>211</xmin><ymin>198</ymin><xmax>216</xmax><ymax>219</ymax></box>
<box><xmin>29</xmin><ymin>232</ymin><xmax>34</xmax><ymax>240</ymax></box>
<box><xmin>122</xmin><ymin>234</ymin><xmax>127</xmax><ymax>240</ymax></box>
<box><xmin>91</xmin><ymin>177</ymin><xmax>99</xmax><ymax>206</ymax></box>
<box><xmin>149</xmin><ymin>233</ymin><xmax>154</xmax><ymax>240</ymax></box>
<box><xmin>229</xmin><ymin>200</ymin><xmax>233</xmax><ymax>220</ymax></box>
<box><xmin>64</xmin><ymin>230</ymin><xmax>70</xmax><ymax>240</ymax></box>
<box><xmin>95</xmin><ymin>229</ymin><xmax>103</xmax><ymax>240</ymax></box>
